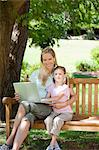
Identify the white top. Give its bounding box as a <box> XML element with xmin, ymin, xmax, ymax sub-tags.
<box><xmin>29</xmin><ymin>69</ymin><xmax>53</xmax><ymax>99</ymax></box>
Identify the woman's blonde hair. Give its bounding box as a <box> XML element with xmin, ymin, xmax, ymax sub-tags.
<box><xmin>39</xmin><ymin>47</ymin><xmax>57</xmax><ymax>85</ymax></box>
<box><xmin>41</xmin><ymin>47</ymin><xmax>57</xmax><ymax>67</ymax></box>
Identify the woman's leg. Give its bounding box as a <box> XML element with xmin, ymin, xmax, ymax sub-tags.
<box><xmin>11</xmin><ymin>103</ymin><xmax>51</xmax><ymax>150</ymax></box>
<box><xmin>12</xmin><ymin>118</ymin><xmax>30</xmax><ymax>150</ymax></box>
<box><xmin>6</xmin><ymin>104</ymin><xmax>26</xmax><ymax>146</ymax></box>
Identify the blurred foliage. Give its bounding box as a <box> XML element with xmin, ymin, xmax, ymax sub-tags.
<box><xmin>22</xmin><ymin>0</ymin><xmax>99</xmax><ymax>48</ymax></box>
<box><xmin>76</xmin><ymin>61</ymin><xmax>97</xmax><ymax>72</ymax></box>
<box><xmin>20</xmin><ymin>61</ymin><xmax>40</xmax><ymax>81</ymax></box>
<box><xmin>76</xmin><ymin>47</ymin><xmax>99</xmax><ymax>72</ymax></box>
<box><xmin>91</xmin><ymin>47</ymin><xmax>99</xmax><ymax>64</ymax></box>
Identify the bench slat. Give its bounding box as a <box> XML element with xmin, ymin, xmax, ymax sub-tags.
<box><xmin>94</xmin><ymin>84</ymin><xmax>98</xmax><ymax>115</ymax></box>
<box><xmin>76</xmin><ymin>84</ymin><xmax>79</xmax><ymax>115</ymax></box>
<box><xmin>82</xmin><ymin>84</ymin><xmax>86</xmax><ymax>115</ymax></box>
<box><xmin>88</xmin><ymin>84</ymin><xmax>92</xmax><ymax>115</ymax></box>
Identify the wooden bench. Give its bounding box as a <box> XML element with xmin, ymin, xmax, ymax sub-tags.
<box><xmin>2</xmin><ymin>78</ymin><xmax>99</xmax><ymax>139</ymax></box>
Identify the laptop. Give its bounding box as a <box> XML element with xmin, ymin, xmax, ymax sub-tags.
<box><xmin>13</xmin><ymin>82</ymin><xmax>41</xmax><ymax>103</ymax></box>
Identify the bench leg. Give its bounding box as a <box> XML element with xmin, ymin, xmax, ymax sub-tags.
<box><xmin>5</xmin><ymin>104</ymin><xmax>11</xmax><ymax>139</ymax></box>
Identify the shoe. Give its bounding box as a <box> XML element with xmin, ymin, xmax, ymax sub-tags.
<box><xmin>0</xmin><ymin>144</ymin><xmax>12</xmax><ymax>150</ymax></box>
<box><xmin>54</xmin><ymin>142</ymin><xmax>61</xmax><ymax>150</ymax></box>
<box><xmin>46</xmin><ymin>145</ymin><xmax>55</xmax><ymax>150</ymax></box>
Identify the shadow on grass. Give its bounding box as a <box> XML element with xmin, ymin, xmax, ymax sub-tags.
<box><xmin>0</xmin><ymin>129</ymin><xmax>99</xmax><ymax>150</ymax></box>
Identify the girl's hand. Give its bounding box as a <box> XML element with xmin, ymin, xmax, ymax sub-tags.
<box><xmin>14</xmin><ymin>93</ymin><xmax>20</xmax><ymax>101</ymax></box>
<box><xmin>51</xmin><ymin>103</ymin><xmax>61</xmax><ymax>109</ymax></box>
<box><xmin>49</xmin><ymin>102</ymin><xmax>61</xmax><ymax>108</ymax></box>
<box><xmin>51</xmin><ymin>101</ymin><xmax>68</xmax><ymax>109</ymax></box>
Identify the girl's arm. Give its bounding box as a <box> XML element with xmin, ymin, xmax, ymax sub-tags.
<box><xmin>46</xmin><ymin>92</ymin><xmax>64</xmax><ymax>102</ymax></box>
<box><xmin>52</xmin><ymin>87</ymin><xmax>76</xmax><ymax>109</ymax></box>
<box><xmin>41</xmin><ymin>92</ymin><xmax>64</xmax><ymax>104</ymax></box>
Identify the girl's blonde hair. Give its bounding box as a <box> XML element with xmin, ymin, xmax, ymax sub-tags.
<box><xmin>39</xmin><ymin>47</ymin><xmax>57</xmax><ymax>85</ymax></box>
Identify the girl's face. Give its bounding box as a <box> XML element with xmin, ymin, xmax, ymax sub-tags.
<box><xmin>54</xmin><ymin>69</ymin><xmax>65</xmax><ymax>84</ymax></box>
<box><xmin>42</xmin><ymin>53</ymin><xmax>55</xmax><ymax>72</ymax></box>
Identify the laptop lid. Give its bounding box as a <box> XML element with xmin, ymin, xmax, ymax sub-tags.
<box><xmin>13</xmin><ymin>82</ymin><xmax>40</xmax><ymax>103</ymax></box>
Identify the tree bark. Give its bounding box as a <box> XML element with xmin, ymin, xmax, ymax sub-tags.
<box><xmin>0</xmin><ymin>0</ymin><xmax>30</xmax><ymax>120</ymax></box>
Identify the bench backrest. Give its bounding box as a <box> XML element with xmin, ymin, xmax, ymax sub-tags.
<box><xmin>69</xmin><ymin>78</ymin><xmax>99</xmax><ymax>120</ymax></box>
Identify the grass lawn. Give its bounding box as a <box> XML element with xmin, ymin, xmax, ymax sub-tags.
<box><xmin>23</xmin><ymin>39</ymin><xmax>99</xmax><ymax>73</ymax></box>
<box><xmin>0</xmin><ymin>129</ymin><xmax>99</xmax><ymax>150</ymax></box>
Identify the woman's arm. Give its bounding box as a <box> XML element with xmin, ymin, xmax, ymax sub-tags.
<box><xmin>52</xmin><ymin>87</ymin><xmax>76</xmax><ymax>109</ymax></box>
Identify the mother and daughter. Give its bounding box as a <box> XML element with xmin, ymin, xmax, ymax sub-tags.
<box><xmin>0</xmin><ymin>47</ymin><xmax>76</xmax><ymax>150</ymax></box>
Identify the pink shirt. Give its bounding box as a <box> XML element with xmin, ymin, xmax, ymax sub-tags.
<box><xmin>47</xmin><ymin>83</ymin><xmax>73</xmax><ymax>113</ymax></box>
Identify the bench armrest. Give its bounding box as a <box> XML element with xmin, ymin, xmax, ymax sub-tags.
<box><xmin>2</xmin><ymin>97</ymin><xmax>18</xmax><ymax>105</ymax></box>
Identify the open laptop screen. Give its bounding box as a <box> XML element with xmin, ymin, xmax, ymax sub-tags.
<box><xmin>13</xmin><ymin>82</ymin><xmax>40</xmax><ymax>103</ymax></box>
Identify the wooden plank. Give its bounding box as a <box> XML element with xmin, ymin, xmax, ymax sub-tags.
<box><xmin>62</xmin><ymin>125</ymin><xmax>99</xmax><ymax>132</ymax></box>
<box><xmin>88</xmin><ymin>84</ymin><xmax>92</xmax><ymax>115</ymax></box>
<box><xmin>69</xmin><ymin>83</ymin><xmax>74</xmax><ymax>108</ymax></box>
<box><xmin>70</xmin><ymin>78</ymin><xmax>99</xmax><ymax>84</ymax></box>
<box><xmin>94</xmin><ymin>84</ymin><xmax>98</xmax><ymax>115</ymax></box>
<box><xmin>82</xmin><ymin>84</ymin><xmax>86</xmax><ymax>115</ymax></box>
<box><xmin>76</xmin><ymin>84</ymin><xmax>79</xmax><ymax>115</ymax></box>
<box><xmin>5</xmin><ymin>104</ymin><xmax>11</xmax><ymax>139</ymax></box>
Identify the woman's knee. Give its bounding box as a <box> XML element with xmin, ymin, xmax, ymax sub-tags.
<box><xmin>15</xmin><ymin>104</ymin><xmax>26</xmax><ymax>120</ymax></box>
<box><xmin>21</xmin><ymin>117</ymin><xmax>30</xmax><ymax>128</ymax></box>
<box><xmin>23</xmin><ymin>113</ymin><xmax>35</xmax><ymax>128</ymax></box>
<box><xmin>18</xmin><ymin>104</ymin><xmax>26</xmax><ymax>112</ymax></box>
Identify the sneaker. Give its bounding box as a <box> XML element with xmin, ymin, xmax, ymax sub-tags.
<box><xmin>54</xmin><ymin>142</ymin><xmax>61</xmax><ymax>150</ymax></box>
<box><xmin>46</xmin><ymin>145</ymin><xmax>55</xmax><ymax>150</ymax></box>
<box><xmin>0</xmin><ymin>144</ymin><xmax>12</xmax><ymax>150</ymax></box>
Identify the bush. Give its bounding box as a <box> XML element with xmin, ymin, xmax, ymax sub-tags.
<box><xmin>20</xmin><ymin>61</ymin><xmax>40</xmax><ymax>81</ymax></box>
<box><xmin>91</xmin><ymin>47</ymin><xmax>99</xmax><ymax>64</ymax></box>
<box><xmin>76</xmin><ymin>47</ymin><xmax>99</xmax><ymax>72</ymax></box>
<box><xmin>76</xmin><ymin>61</ymin><xmax>97</xmax><ymax>72</ymax></box>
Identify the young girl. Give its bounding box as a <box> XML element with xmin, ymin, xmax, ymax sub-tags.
<box><xmin>44</xmin><ymin>66</ymin><xmax>75</xmax><ymax>150</ymax></box>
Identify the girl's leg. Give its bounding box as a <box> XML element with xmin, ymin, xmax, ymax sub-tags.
<box><xmin>49</xmin><ymin>113</ymin><xmax>73</xmax><ymax>149</ymax></box>
<box><xmin>50</xmin><ymin>134</ymin><xmax>57</xmax><ymax>146</ymax></box>
<box><xmin>50</xmin><ymin>112</ymin><xmax>73</xmax><ymax>136</ymax></box>
<box><xmin>44</xmin><ymin>111</ymin><xmax>58</xmax><ymax>134</ymax></box>
<box><xmin>6</xmin><ymin>104</ymin><xmax>26</xmax><ymax>146</ymax></box>
<box><xmin>12</xmin><ymin>119</ymin><xmax>30</xmax><ymax>150</ymax></box>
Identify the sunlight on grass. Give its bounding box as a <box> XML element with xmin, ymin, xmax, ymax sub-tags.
<box><xmin>0</xmin><ymin>129</ymin><xmax>99</xmax><ymax>150</ymax></box>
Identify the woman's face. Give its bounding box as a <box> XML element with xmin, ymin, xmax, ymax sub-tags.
<box><xmin>42</xmin><ymin>53</ymin><xmax>55</xmax><ymax>72</ymax></box>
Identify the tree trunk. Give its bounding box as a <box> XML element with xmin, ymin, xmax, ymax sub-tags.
<box><xmin>0</xmin><ymin>0</ymin><xmax>30</xmax><ymax>120</ymax></box>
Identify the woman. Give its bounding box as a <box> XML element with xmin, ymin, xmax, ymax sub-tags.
<box><xmin>0</xmin><ymin>47</ymin><xmax>75</xmax><ymax>150</ymax></box>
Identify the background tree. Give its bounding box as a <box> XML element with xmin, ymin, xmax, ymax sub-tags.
<box><xmin>0</xmin><ymin>0</ymin><xmax>29</xmax><ymax>120</ymax></box>
<box><xmin>28</xmin><ymin>0</ymin><xmax>99</xmax><ymax>48</ymax></box>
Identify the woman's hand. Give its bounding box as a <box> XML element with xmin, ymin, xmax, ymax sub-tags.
<box><xmin>14</xmin><ymin>93</ymin><xmax>20</xmax><ymax>101</ymax></box>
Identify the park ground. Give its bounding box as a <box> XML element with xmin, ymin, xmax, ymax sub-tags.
<box><xmin>0</xmin><ymin>123</ymin><xmax>99</xmax><ymax>150</ymax></box>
